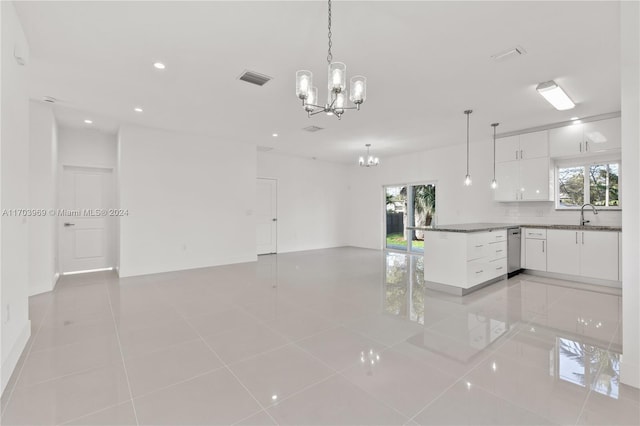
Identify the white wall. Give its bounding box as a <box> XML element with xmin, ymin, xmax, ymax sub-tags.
<box><xmin>28</xmin><ymin>100</ymin><xmax>58</xmax><ymax>296</ymax></box>
<box><xmin>1</xmin><ymin>0</ymin><xmax>31</xmax><ymax>394</ymax></box>
<box><xmin>257</xmin><ymin>152</ymin><xmax>350</xmax><ymax>253</ymax></box>
<box><xmin>117</xmin><ymin>124</ymin><xmax>256</xmax><ymax>277</ymax></box>
<box><xmin>621</xmin><ymin>0</ymin><xmax>639</xmax><ymax>389</ymax></box>
<box><xmin>58</xmin><ymin>126</ymin><xmax>117</xmax><ymax>169</ymax></box>
<box><xmin>348</xmin><ymin>139</ymin><xmax>621</xmax><ymax>250</ymax></box>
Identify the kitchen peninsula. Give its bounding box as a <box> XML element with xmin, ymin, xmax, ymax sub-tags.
<box><xmin>422</xmin><ymin>223</ymin><xmax>622</xmax><ymax>295</ymax></box>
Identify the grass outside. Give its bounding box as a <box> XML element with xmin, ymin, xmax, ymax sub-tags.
<box><xmin>386</xmin><ymin>233</ymin><xmax>424</xmax><ymax>249</ymax></box>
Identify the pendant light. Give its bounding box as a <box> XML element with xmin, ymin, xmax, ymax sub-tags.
<box><xmin>463</xmin><ymin>110</ymin><xmax>473</xmax><ymax>186</ymax></box>
<box><xmin>491</xmin><ymin>123</ymin><xmax>499</xmax><ymax>189</ymax></box>
<box><xmin>295</xmin><ymin>0</ymin><xmax>367</xmax><ymax>120</ymax></box>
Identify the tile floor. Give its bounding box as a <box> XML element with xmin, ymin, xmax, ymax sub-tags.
<box><xmin>1</xmin><ymin>247</ymin><xmax>637</xmax><ymax>425</ymax></box>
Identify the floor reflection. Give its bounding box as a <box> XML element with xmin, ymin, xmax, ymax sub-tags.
<box><xmin>382</xmin><ymin>250</ymin><xmax>624</xmax><ymax>401</ymax></box>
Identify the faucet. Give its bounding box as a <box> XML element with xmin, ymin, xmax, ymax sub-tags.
<box><xmin>580</xmin><ymin>203</ymin><xmax>598</xmax><ymax>226</ymax></box>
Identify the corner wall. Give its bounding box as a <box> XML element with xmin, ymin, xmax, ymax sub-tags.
<box><xmin>257</xmin><ymin>152</ymin><xmax>350</xmax><ymax>253</ymax></box>
<box><xmin>117</xmin><ymin>124</ymin><xmax>257</xmax><ymax>277</ymax></box>
<box><xmin>28</xmin><ymin>100</ymin><xmax>58</xmax><ymax>296</ymax></box>
<box><xmin>1</xmin><ymin>0</ymin><xmax>31</xmax><ymax>394</ymax></box>
<box><xmin>621</xmin><ymin>0</ymin><xmax>639</xmax><ymax>389</ymax></box>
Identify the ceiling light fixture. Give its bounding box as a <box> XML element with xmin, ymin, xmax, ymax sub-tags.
<box><xmin>84</xmin><ymin>119</ymin><xmax>93</xmax><ymax>124</ymax></box>
<box><xmin>358</xmin><ymin>144</ymin><xmax>379</xmax><ymax>167</ymax></box>
<box><xmin>536</xmin><ymin>80</ymin><xmax>575</xmax><ymax>111</ymax></box>
<box><xmin>464</xmin><ymin>110</ymin><xmax>473</xmax><ymax>186</ymax></box>
<box><xmin>272</xmin><ymin>133</ymin><xmax>278</xmax><ymax>137</ymax></box>
<box><xmin>491</xmin><ymin>122</ymin><xmax>499</xmax><ymax>189</ymax></box>
<box><xmin>153</xmin><ymin>62</ymin><xmax>166</xmax><ymax>70</ymax></box>
<box><xmin>134</xmin><ymin>107</ymin><xmax>143</xmax><ymax>113</ymax></box>
<box><xmin>295</xmin><ymin>0</ymin><xmax>366</xmax><ymax>120</ymax></box>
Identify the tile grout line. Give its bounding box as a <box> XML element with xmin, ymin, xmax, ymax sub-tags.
<box><xmin>0</xmin><ymin>297</ymin><xmax>54</xmax><ymax>420</ymax></box>
<box><xmin>179</xmin><ymin>311</ymin><xmax>282</xmax><ymax>426</ymax></box>
<box><xmin>105</xmin><ymin>285</ymin><xmax>141</xmax><ymax>426</ymax></box>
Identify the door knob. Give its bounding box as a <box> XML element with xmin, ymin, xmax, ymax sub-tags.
<box><xmin>64</xmin><ymin>223</ymin><xmax>75</xmax><ymax>227</ymax></box>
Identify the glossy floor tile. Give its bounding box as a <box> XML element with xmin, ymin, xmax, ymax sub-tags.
<box><xmin>1</xmin><ymin>247</ymin><xmax>636</xmax><ymax>425</ymax></box>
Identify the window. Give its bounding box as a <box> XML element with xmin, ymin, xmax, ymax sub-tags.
<box><xmin>557</xmin><ymin>160</ymin><xmax>620</xmax><ymax>209</ymax></box>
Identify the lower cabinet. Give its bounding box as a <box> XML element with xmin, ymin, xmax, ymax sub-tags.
<box><xmin>547</xmin><ymin>230</ymin><xmax>580</xmax><ymax>276</ymax></box>
<box><xmin>526</xmin><ymin>228</ymin><xmax>619</xmax><ymax>282</ymax></box>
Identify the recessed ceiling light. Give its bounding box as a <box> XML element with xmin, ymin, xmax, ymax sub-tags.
<box><xmin>272</xmin><ymin>133</ymin><xmax>278</xmax><ymax>137</ymax></box>
<box><xmin>84</xmin><ymin>119</ymin><xmax>93</xmax><ymax>124</ymax></box>
<box><xmin>153</xmin><ymin>62</ymin><xmax>166</xmax><ymax>70</ymax></box>
<box><xmin>134</xmin><ymin>107</ymin><xmax>143</xmax><ymax>113</ymax></box>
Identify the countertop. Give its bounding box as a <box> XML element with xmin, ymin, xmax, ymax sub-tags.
<box><xmin>415</xmin><ymin>223</ymin><xmax>622</xmax><ymax>233</ymax></box>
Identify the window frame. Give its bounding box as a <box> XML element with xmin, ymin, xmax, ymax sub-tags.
<box><xmin>555</xmin><ymin>156</ymin><xmax>622</xmax><ymax>211</ymax></box>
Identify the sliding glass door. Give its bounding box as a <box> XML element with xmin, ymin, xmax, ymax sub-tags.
<box><xmin>385</xmin><ymin>183</ymin><xmax>436</xmax><ymax>253</ymax></box>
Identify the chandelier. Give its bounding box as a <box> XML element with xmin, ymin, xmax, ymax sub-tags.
<box><xmin>295</xmin><ymin>0</ymin><xmax>367</xmax><ymax>120</ymax></box>
<box><xmin>358</xmin><ymin>144</ymin><xmax>379</xmax><ymax>167</ymax></box>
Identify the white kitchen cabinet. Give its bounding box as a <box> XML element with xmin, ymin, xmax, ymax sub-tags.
<box><xmin>495</xmin><ymin>136</ymin><xmax>520</xmax><ymax>163</ymax></box>
<box><xmin>579</xmin><ymin>231</ymin><xmax>619</xmax><ymax>281</ymax></box>
<box><xmin>524</xmin><ymin>229</ymin><xmax>547</xmax><ymax>271</ymax></box>
<box><xmin>545</xmin><ymin>229</ymin><xmax>619</xmax><ymax>281</ymax></box>
<box><xmin>424</xmin><ymin>230</ymin><xmax>508</xmax><ymax>293</ymax></box>
<box><xmin>549</xmin><ymin>117</ymin><xmax>621</xmax><ymax>158</ymax></box>
<box><xmin>496</xmin><ymin>131</ymin><xmax>548</xmax><ymax>163</ymax></box>
<box><xmin>583</xmin><ymin>118</ymin><xmax>621</xmax><ymax>154</ymax></box>
<box><xmin>546</xmin><ymin>230</ymin><xmax>580</xmax><ymax>276</ymax></box>
<box><xmin>495</xmin><ymin>158</ymin><xmax>552</xmax><ymax>202</ymax></box>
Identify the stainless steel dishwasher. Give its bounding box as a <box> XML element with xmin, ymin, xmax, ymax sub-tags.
<box><xmin>507</xmin><ymin>227</ymin><xmax>521</xmax><ymax>276</ymax></box>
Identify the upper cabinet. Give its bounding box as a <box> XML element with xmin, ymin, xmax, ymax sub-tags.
<box><xmin>549</xmin><ymin>117</ymin><xmax>621</xmax><ymax>158</ymax></box>
<box><xmin>495</xmin><ymin>130</ymin><xmax>548</xmax><ymax>163</ymax></box>
<box><xmin>494</xmin><ymin>130</ymin><xmax>552</xmax><ymax>202</ymax></box>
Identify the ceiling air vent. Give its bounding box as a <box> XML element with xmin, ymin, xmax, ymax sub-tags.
<box><xmin>238</xmin><ymin>70</ymin><xmax>272</xmax><ymax>86</ymax></box>
<box><xmin>491</xmin><ymin>46</ymin><xmax>527</xmax><ymax>62</ymax></box>
<box><xmin>257</xmin><ymin>146</ymin><xmax>274</xmax><ymax>152</ymax></box>
<box><xmin>303</xmin><ymin>125</ymin><xmax>324</xmax><ymax>133</ymax></box>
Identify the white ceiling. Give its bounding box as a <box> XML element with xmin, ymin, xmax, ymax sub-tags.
<box><xmin>15</xmin><ymin>1</ymin><xmax>621</xmax><ymax>163</ymax></box>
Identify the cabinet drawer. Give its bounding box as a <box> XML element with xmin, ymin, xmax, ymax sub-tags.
<box><xmin>488</xmin><ymin>258</ymin><xmax>508</xmax><ymax>279</ymax></box>
<box><xmin>524</xmin><ymin>228</ymin><xmax>546</xmax><ymax>239</ymax></box>
<box><xmin>467</xmin><ymin>236</ymin><xmax>489</xmax><ymax>260</ymax></box>
<box><xmin>467</xmin><ymin>259</ymin><xmax>487</xmax><ymax>286</ymax></box>
<box><xmin>488</xmin><ymin>241</ymin><xmax>507</xmax><ymax>260</ymax></box>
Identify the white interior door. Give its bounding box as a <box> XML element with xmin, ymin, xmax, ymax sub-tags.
<box><xmin>59</xmin><ymin>166</ymin><xmax>114</xmax><ymax>273</ymax></box>
<box><xmin>256</xmin><ymin>178</ymin><xmax>277</xmax><ymax>255</ymax></box>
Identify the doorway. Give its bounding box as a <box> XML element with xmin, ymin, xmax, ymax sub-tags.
<box><xmin>384</xmin><ymin>183</ymin><xmax>436</xmax><ymax>253</ymax></box>
<box><xmin>256</xmin><ymin>178</ymin><xmax>277</xmax><ymax>255</ymax></box>
<box><xmin>58</xmin><ymin>166</ymin><xmax>115</xmax><ymax>273</ymax></box>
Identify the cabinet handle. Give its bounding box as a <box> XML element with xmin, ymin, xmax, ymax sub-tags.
<box><xmin>585</xmin><ymin>141</ymin><xmax>589</xmax><ymax>151</ymax></box>
<box><xmin>582</xmin><ymin>232</ymin><xmax>584</xmax><ymax>245</ymax></box>
<box><xmin>496</xmin><ymin>249</ymin><xmax>503</xmax><ymax>253</ymax></box>
<box><xmin>496</xmin><ymin>266</ymin><xmax>503</xmax><ymax>270</ymax></box>
<box><xmin>476</xmin><ymin>270</ymin><xmax>484</xmax><ymax>274</ymax></box>
<box><xmin>576</xmin><ymin>232</ymin><xmax>578</xmax><ymax>244</ymax></box>
<box><xmin>542</xmin><ymin>240</ymin><xmax>545</xmax><ymax>253</ymax></box>
<box><xmin>475</xmin><ymin>244</ymin><xmax>484</xmax><ymax>248</ymax></box>
<box><xmin>520</xmin><ymin>149</ymin><xmax>523</xmax><ymax>159</ymax></box>
<box><xmin>515</xmin><ymin>150</ymin><xmax>518</xmax><ymax>160</ymax></box>
<box><xmin>579</xmin><ymin>142</ymin><xmax>582</xmax><ymax>152</ymax></box>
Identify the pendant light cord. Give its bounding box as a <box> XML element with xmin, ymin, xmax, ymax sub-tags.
<box><xmin>464</xmin><ymin>110</ymin><xmax>472</xmax><ymax>175</ymax></box>
<box><xmin>327</xmin><ymin>0</ymin><xmax>333</xmax><ymax>64</ymax></box>
<box><xmin>491</xmin><ymin>122</ymin><xmax>499</xmax><ymax>180</ymax></box>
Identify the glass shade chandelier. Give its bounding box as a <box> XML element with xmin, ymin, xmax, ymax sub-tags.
<box><xmin>359</xmin><ymin>144</ymin><xmax>379</xmax><ymax>167</ymax></box>
<box><xmin>295</xmin><ymin>0</ymin><xmax>367</xmax><ymax>120</ymax></box>
<box><xmin>463</xmin><ymin>109</ymin><xmax>473</xmax><ymax>186</ymax></box>
<box><xmin>491</xmin><ymin>123</ymin><xmax>499</xmax><ymax>189</ymax></box>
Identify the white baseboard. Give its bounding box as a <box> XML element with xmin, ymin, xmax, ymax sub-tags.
<box><xmin>1</xmin><ymin>320</ymin><xmax>31</xmax><ymax>396</ymax></box>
